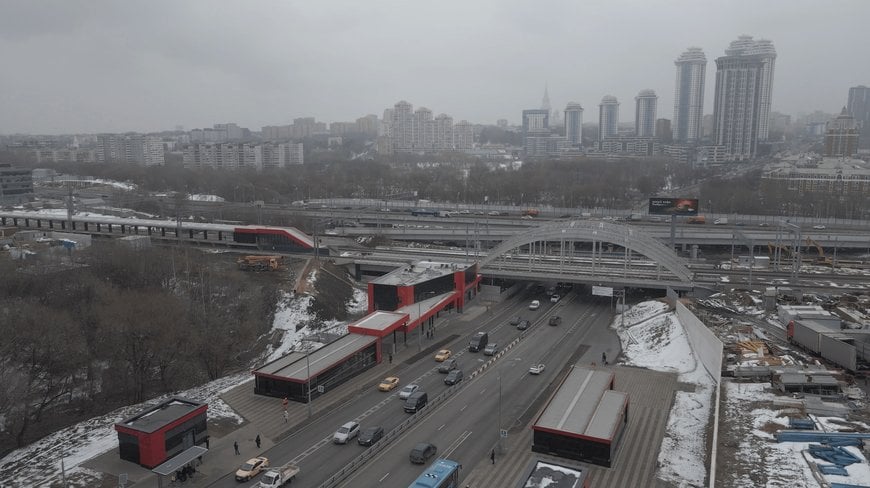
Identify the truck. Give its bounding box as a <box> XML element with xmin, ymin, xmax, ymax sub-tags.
<box><xmin>258</xmin><ymin>462</ymin><xmax>299</xmax><ymax>487</ymax></box>
<box><xmin>687</xmin><ymin>215</ymin><xmax>706</xmax><ymax>224</ymax></box>
<box><xmin>237</xmin><ymin>255</ymin><xmax>284</xmax><ymax>271</ymax></box>
<box><xmin>468</xmin><ymin>331</ymin><xmax>488</xmax><ymax>352</ymax></box>
<box><xmin>522</xmin><ymin>208</ymin><xmax>540</xmax><ymax>217</ymax></box>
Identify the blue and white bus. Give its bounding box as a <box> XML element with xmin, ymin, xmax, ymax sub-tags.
<box><xmin>407</xmin><ymin>458</ymin><xmax>461</xmax><ymax>488</ymax></box>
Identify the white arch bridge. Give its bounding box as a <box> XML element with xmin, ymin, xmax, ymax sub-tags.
<box><xmin>479</xmin><ymin>219</ymin><xmax>696</xmax><ymax>291</ymax></box>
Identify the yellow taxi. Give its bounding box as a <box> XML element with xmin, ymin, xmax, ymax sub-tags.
<box><xmin>378</xmin><ymin>376</ymin><xmax>400</xmax><ymax>391</ymax></box>
<box><xmin>235</xmin><ymin>456</ymin><xmax>269</xmax><ymax>482</ymax></box>
<box><xmin>434</xmin><ymin>349</ymin><xmax>452</xmax><ymax>362</ymax></box>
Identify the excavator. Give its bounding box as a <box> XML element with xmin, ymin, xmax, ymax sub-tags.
<box><xmin>237</xmin><ymin>255</ymin><xmax>285</xmax><ymax>271</ymax></box>
<box><xmin>767</xmin><ymin>242</ymin><xmax>793</xmax><ymax>262</ymax></box>
<box><xmin>805</xmin><ymin>237</ymin><xmax>834</xmax><ymax>267</ymax></box>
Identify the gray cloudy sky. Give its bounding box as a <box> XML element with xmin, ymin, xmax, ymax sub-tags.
<box><xmin>1</xmin><ymin>0</ymin><xmax>868</xmax><ymax>135</ymax></box>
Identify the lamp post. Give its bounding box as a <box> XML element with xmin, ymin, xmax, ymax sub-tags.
<box><xmin>306</xmin><ymin>343</ymin><xmax>312</xmax><ymax>418</ymax></box>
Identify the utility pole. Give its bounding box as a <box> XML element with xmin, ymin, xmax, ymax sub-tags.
<box><xmin>66</xmin><ymin>182</ymin><xmax>74</xmax><ymax>230</ymax></box>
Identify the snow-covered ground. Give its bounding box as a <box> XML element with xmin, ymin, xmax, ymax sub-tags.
<box><xmin>613</xmin><ymin>300</ymin><xmax>714</xmax><ymax>487</ymax></box>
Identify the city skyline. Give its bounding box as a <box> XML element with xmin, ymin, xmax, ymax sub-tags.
<box><xmin>1</xmin><ymin>1</ymin><xmax>869</xmax><ymax>134</ymax></box>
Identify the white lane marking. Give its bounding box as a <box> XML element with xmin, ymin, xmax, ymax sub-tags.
<box><xmin>439</xmin><ymin>424</ymin><xmax>446</xmax><ymax>431</ymax></box>
<box><xmin>379</xmin><ymin>472</ymin><xmax>390</xmax><ymax>482</ymax></box>
<box><xmin>480</xmin><ymin>388</ymin><xmax>486</xmax><ymax>395</ymax></box>
<box><xmin>460</xmin><ymin>404</ymin><xmax>468</xmax><ymax>412</ymax></box>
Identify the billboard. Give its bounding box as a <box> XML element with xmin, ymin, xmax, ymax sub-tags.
<box><xmin>592</xmin><ymin>286</ymin><xmax>613</xmax><ymax>297</ymax></box>
<box><xmin>648</xmin><ymin>198</ymin><xmax>699</xmax><ymax>216</ymax></box>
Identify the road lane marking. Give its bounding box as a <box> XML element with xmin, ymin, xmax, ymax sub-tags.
<box><xmin>442</xmin><ymin>430</ymin><xmax>472</xmax><ymax>458</ymax></box>
<box><xmin>379</xmin><ymin>472</ymin><xmax>390</xmax><ymax>482</ymax></box>
<box><xmin>460</xmin><ymin>404</ymin><xmax>467</xmax><ymax>412</ymax></box>
<box><xmin>480</xmin><ymin>388</ymin><xmax>486</xmax><ymax>395</ymax></box>
<box><xmin>439</xmin><ymin>424</ymin><xmax>445</xmax><ymax>431</ymax></box>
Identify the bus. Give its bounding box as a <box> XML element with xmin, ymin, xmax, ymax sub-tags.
<box><xmin>407</xmin><ymin>458</ymin><xmax>461</xmax><ymax>488</ymax></box>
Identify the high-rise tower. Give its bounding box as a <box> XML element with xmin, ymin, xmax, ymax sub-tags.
<box><xmin>635</xmin><ymin>90</ymin><xmax>658</xmax><ymax>138</ymax></box>
<box><xmin>673</xmin><ymin>47</ymin><xmax>706</xmax><ymax>142</ymax></box>
<box><xmin>712</xmin><ymin>36</ymin><xmax>776</xmax><ymax>160</ymax></box>
<box><xmin>541</xmin><ymin>84</ymin><xmax>551</xmax><ymax>112</ymax></box>
<box><xmin>564</xmin><ymin>103</ymin><xmax>584</xmax><ymax>147</ymax></box>
<box><xmin>848</xmin><ymin>86</ymin><xmax>870</xmax><ymax>148</ymax></box>
<box><xmin>598</xmin><ymin>96</ymin><xmax>619</xmax><ymax>142</ymax></box>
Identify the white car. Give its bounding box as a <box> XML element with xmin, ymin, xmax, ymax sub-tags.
<box><xmin>550</xmin><ymin>294</ymin><xmax>560</xmax><ymax>303</ymax></box>
<box><xmin>529</xmin><ymin>364</ymin><xmax>546</xmax><ymax>375</ymax></box>
<box><xmin>333</xmin><ymin>421</ymin><xmax>360</xmax><ymax>444</ymax></box>
<box><xmin>398</xmin><ymin>384</ymin><xmax>420</xmax><ymax>400</ymax></box>
<box><xmin>529</xmin><ymin>300</ymin><xmax>541</xmax><ymax>310</ymax></box>
<box><xmin>812</xmin><ymin>225</ymin><xmax>826</xmax><ymax>230</ymax></box>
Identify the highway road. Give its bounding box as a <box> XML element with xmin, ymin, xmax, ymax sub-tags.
<box><xmin>207</xmin><ymin>290</ymin><xmax>615</xmax><ymax>488</ymax></box>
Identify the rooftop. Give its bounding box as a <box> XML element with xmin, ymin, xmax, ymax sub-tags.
<box><xmin>371</xmin><ymin>260</ymin><xmax>463</xmax><ymax>287</ymax></box>
<box><xmin>117</xmin><ymin>397</ymin><xmax>206</xmax><ymax>434</ymax></box>
<box><xmin>254</xmin><ymin>334</ymin><xmax>377</xmax><ymax>381</ymax></box>
<box><xmin>534</xmin><ymin>367</ymin><xmax>625</xmax><ymax>441</ymax></box>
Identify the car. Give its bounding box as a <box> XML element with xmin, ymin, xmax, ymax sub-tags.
<box><xmin>487</xmin><ymin>210</ymin><xmax>501</xmax><ymax>216</ymax></box>
<box><xmin>444</xmin><ymin>369</ymin><xmax>464</xmax><ymax>385</ymax></box>
<box><xmin>399</xmin><ymin>384</ymin><xmax>420</xmax><ymax>399</ymax></box>
<box><xmin>434</xmin><ymin>349</ymin><xmax>452</xmax><ymax>362</ymax></box>
<box><xmin>521</xmin><ymin>215</ymin><xmax>534</xmax><ymax>220</ymax></box>
<box><xmin>438</xmin><ymin>358</ymin><xmax>458</xmax><ymax>373</ymax></box>
<box><xmin>529</xmin><ymin>300</ymin><xmax>541</xmax><ymax>310</ymax></box>
<box><xmin>378</xmin><ymin>376</ymin><xmax>400</xmax><ymax>392</ymax></box>
<box><xmin>548</xmin><ymin>315</ymin><xmax>562</xmax><ymax>326</ymax></box>
<box><xmin>235</xmin><ymin>456</ymin><xmax>269</xmax><ymax>481</ymax></box>
<box><xmin>358</xmin><ymin>426</ymin><xmax>385</xmax><ymax>446</ymax></box>
<box><xmin>379</xmin><ymin>208</ymin><xmax>391</xmax><ymax>212</ymax></box>
<box><xmin>529</xmin><ymin>364</ymin><xmax>546</xmax><ymax>375</ymax></box>
<box><xmin>509</xmin><ymin>315</ymin><xmax>522</xmax><ymax>326</ymax></box>
<box><xmin>758</xmin><ymin>222</ymin><xmax>770</xmax><ymax>227</ymax></box>
<box><xmin>550</xmin><ymin>294</ymin><xmax>561</xmax><ymax>303</ymax></box>
<box><xmin>333</xmin><ymin>421</ymin><xmax>360</xmax><ymax>444</ymax></box>
<box><xmin>410</xmin><ymin>442</ymin><xmax>438</xmax><ymax>464</ymax></box>
<box><xmin>517</xmin><ymin>320</ymin><xmax>531</xmax><ymax>331</ymax></box>
<box><xmin>813</xmin><ymin>225</ymin><xmax>826</xmax><ymax>230</ymax></box>
<box><xmin>483</xmin><ymin>343</ymin><xmax>499</xmax><ymax>356</ymax></box>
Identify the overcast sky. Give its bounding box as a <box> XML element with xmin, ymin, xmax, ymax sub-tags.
<box><xmin>1</xmin><ymin>0</ymin><xmax>868</xmax><ymax>135</ymax></box>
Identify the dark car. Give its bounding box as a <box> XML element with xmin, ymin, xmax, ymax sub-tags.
<box><xmin>357</xmin><ymin>426</ymin><xmax>384</xmax><ymax>446</ymax></box>
<box><xmin>444</xmin><ymin>369</ymin><xmax>463</xmax><ymax>385</ymax></box>
<box><xmin>517</xmin><ymin>320</ymin><xmax>531</xmax><ymax>330</ymax></box>
<box><xmin>509</xmin><ymin>316</ymin><xmax>522</xmax><ymax>326</ymax></box>
<box><xmin>410</xmin><ymin>442</ymin><xmax>438</xmax><ymax>464</ymax></box>
<box><xmin>438</xmin><ymin>358</ymin><xmax>458</xmax><ymax>373</ymax></box>
<box><xmin>548</xmin><ymin>315</ymin><xmax>562</xmax><ymax>326</ymax></box>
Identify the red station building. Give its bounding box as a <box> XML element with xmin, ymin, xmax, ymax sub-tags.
<box><xmin>114</xmin><ymin>397</ymin><xmax>208</xmax><ymax>468</ymax></box>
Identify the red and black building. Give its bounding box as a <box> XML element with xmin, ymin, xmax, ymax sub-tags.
<box><xmin>114</xmin><ymin>397</ymin><xmax>208</xmax><ymax>469</ymax></box>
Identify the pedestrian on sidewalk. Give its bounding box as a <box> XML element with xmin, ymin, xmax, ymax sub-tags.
<box><xmin>282</xmin><ymin>396</ymin><xmax>289</xmax><ymax>411</ymax></box>
<box><xmin>283</xmin><ymin>410</ymin><xmax>289</xmax><ymax>423</ymax></box>
<box><xmin>602</xmin><ymin>352</ymin><xmax>607</xmax><ymax>365</ymax></box>
<box><xmin>255</xmin><ymin>434</ymin><xmax>261</xmax><ymax>449</ymax></box>
<box><xmin>389</xmin><ymin>353</ymin><xmax>393</xmax><ymax>364</ymax></box>
<box><xmin>234</xmin><ymin>440</ymin><xmax>240</xmax><ymax>455</ymax></box>
<box><xmin>490</xmin><ymin>449</ymin><xmax>495</xmax><ymax>464</ymax></box>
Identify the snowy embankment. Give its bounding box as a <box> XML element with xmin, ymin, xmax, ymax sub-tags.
<box><xmin>613</xmin><ymin>300</ymin><xmax>715</xmax><ymax>487</ymax></box>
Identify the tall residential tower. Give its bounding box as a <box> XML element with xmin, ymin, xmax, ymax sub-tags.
<box><xmin>598</xmin><ymin>96</ymin><xmax>619</xmax><ymax>142</ymax></box>
<box><xmin>712</xmin><ymin>36</ymin><xmax>777</xmax><ymax>160</ymax></box>
<box><xmin>635</xmin><ymin>89</ymin><xmax>658</xmax><ymax>138</ymax></box>
<box><xmin>673</xmin><ymin>47</ymin><xmax>706</xmax><ymax>143</ymax></box>
<box><xmin>564</xmin><ymin>103</ymin><xmax>584</xmax><ymax>147</ymax></box>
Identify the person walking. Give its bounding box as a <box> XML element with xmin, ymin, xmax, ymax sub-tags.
<box><xmin>255</xmin><ymin>434</ymin><xmax>261</xmax><ymax>449</ymax></box>
<box><xmin>234</xmin><ymin>440</ymin><xmax>240</xmax><ymax>455</ymax></box>
<box><xmin>283</xmin><ymin>410</ymin><xmax>289</xmax><ymax>423</ymax></box>
<box><xmin>490</xmin><ymin>449</ymin><xmax>495</xmax><ymax>464</ymax></box>
<box><xmin>388</xmin><ymin>353</ymin><xmax>393</xmax><ymax>364</ymax></box>
<box><xmin>282</xmin><ymin>397</ymin><xmax>289</xmax><ymax>411</ymax></box>
<box><xmin>602</xmin><ymin>352</ymin><xmax>607</xmax><ymax>365</ymax></box>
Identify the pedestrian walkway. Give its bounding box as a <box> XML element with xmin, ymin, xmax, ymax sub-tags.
<box><xmin>461</xmin><ymin>366</ymin><xmax>681</xmax><ymax>488</ymax></box>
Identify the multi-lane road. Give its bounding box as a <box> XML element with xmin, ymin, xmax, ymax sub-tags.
<box><xmin>209</xmin><ymin>291</ymin><xmax>615</xmax><ymax>487</ymax></box>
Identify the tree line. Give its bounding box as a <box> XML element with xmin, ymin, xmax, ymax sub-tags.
<box><xmin>0</xmin><ymin>243</ymin><xmax>277</xmax><ymax>455</ymax></box>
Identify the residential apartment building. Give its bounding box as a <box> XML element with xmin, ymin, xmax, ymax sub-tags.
<box><xmin>825</xmin><ymin>108</ymin><xmax>859</xmax><ymax>157</ymax></box>
<box><xmin>598</xmin><ymin>96</ymin><xmax>619</xmax><ymax>142</ymax></box>
<box><xmin>635</xmin><ymin>90</ymin><xmax>658</xmax><ymax>138</ymax></box>
<box><xmin>673</xmin><ymin>47</ymin><xmax>706</xmax><ymax>143</ymax></box>
<box><xmin>564</xmin><ymin>103</ymin><xmax>584</xmax><ymax>147</ymax></box>
<box><xmin>848</xmin><ymin>86</ymin><xmax>870</xmax><ymax>148</ymax></box>
<box><xmin>96</xmin><ymin>134</ymin><xmax>165</xmax><ymax>166</ymax></box>
<box><xmin>182</xmin><ymin>142</ymin><xmax>303</xmax><ymax>171</ymax></box>
<box><xmin>712</xmin><ymin>36</ymin><xmax>776</xmax><ymax>160</ymax></box>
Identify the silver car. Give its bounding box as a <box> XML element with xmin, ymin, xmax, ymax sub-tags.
<box><xmin>398</xmin><ymin>384</ymin><xmax>420</xmax><ymax>400</ymax></box>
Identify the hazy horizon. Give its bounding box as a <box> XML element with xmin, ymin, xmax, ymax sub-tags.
<box><xmin>1</xmin><ymin>0</ymin><xmax>868</xmax><ymax>135</ymax></box>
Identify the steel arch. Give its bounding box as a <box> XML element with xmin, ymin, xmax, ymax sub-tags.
<box><xmin>480</xmin><ymin>219</ymin><xmax>694</xmax><ymax>284</ymax></box>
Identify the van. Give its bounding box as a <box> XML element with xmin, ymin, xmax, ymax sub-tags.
<box><xmin>468</xmin><ymin>331</ymin><xmax>488</xmax><ymax>352</ymax></box>
<box><xmin>404</xmin><ymin>391</ymin><xmax>428</xmax><ymax>413</ymax></box>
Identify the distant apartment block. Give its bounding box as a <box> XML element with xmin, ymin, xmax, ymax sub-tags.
<box><xmin>378</xmin><ymin>100</ymin><xmax>474</xmax><ymax>154</ymax></box>
<box><xmin>33</xmin><ymin>148</ymin><xmax>98</xmax><ymax>163</ymax></box>
<box><xmin>0</xmin><ymin>164</ymin><xmax>35</xmax><ymax>205</ymax></box>
<box><xmin>825</xmin><ymin>108</ymin><xmax>859</xmax><ymax>157</ymax></box>
<box><xmin>634</xmin><ymin>90</ymin><xmax>658</xmax><ymax>138</ymax></box>
<box><xmin>655</xmin><ymin>119</ymin><xmax>672</xmax><ymax>143</ymax></box>
<box><xmin>598</xmin><ymin>96</ymin><xmax>620</xmax><ymax>142</ymax></box>
<box><xmin>183</xmin><ymin>142</ymin><xmax>303</xmax><ymax>171</ymax></box>
<box><xmin>564</xmin><ymin>103</ymin><xmax>584</xmax><ymax>148</ymax></box>
<box><xmin>96</xmin><ymin>134</ymin><xmax>165</xmax><ymax>166</ymax></box>
<box><xmin>595</xmin><ymin>137</ymin><xmax>659</xmax><ymax>157</ymax></box>
<box><xmin>762</xmin><ymin>156</ymin><xmax>870</xmax><ymax>195</ymax></box>
<box><xmin>663</xmin><ymin>144</ymin><xmax>726</xmax><ymax>166</ymax></box>
<box><xmin>673</xmin><ymin>47</ymin><xmax>706</xmax><ymax>143</ymax></box>
<box><xmin>848</xmin><ymin>86</ymin><xmax>870</xmax><ymax>148</ymax></box>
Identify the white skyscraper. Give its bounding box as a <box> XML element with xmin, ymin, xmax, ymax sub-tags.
<box><xmin>391</xmin><ymin>101</ymin><xmax>414</xmax><ymax>152</ymax></box>
<box><xmin>712</xmin><ymin>36</ymin><xmax>777</xmax><ymax>160</ymax></box>
<box><xmin>634</xmin><ymin>90</ymin><xmax>658</xmax><ymax>138</ymax></box>
<box><xmin>598</xmin><ymin>96</ymin><xmax>619</xmax><ymax>142</ymax></box>
<box><xmin>564</xmin><ymin>103</ymin><xmax>584</xmax><ymax>147</ymax></box>
<box><xmin>673</xmin><ymin>47</ymin><xmax>706</xmax><ymax>142</ymax></box>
